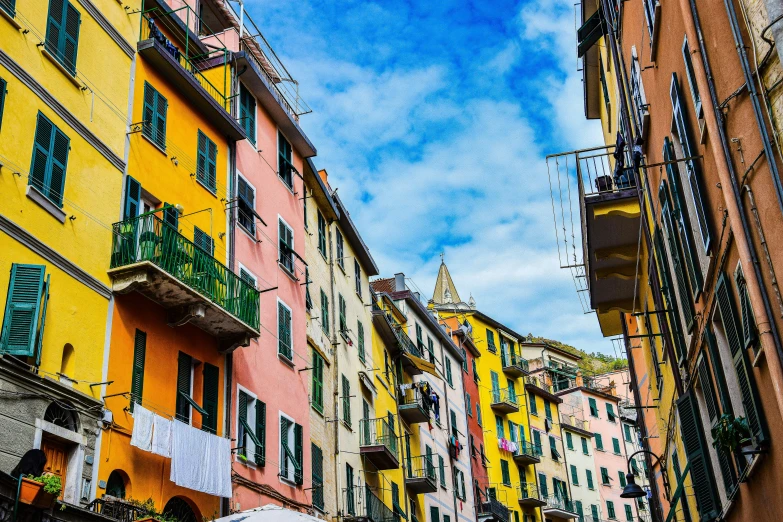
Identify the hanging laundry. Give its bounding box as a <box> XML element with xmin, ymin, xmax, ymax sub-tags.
<box><xmin>130</xmin><ymin>404</ymin><xmax>154</xmax><ymax>452</ymax></box>
<box><xmin>170</xmin><ymin>420</ymin><xmax>232</xmax><ymax>497</ymax></box>
<box><xmin>545</xmin><ymin>418</ymin><xmax>552</xmax><ymax>433</ymax></box>
<box><xmin>151</xmin><ymin>414</ymin><xmax>172</xmax><ymax>457</ymax></box>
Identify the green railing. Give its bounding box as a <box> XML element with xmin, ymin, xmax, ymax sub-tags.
<box><xmin>544</xmin><ymin>495</ymin><xmax>577</xmax><ymax>514</ymax></box>
<box><xmin>406</xmin><ymin>455</ymin><xmax>437</xmax><ymax>482</ymax></box>
<box><xmin>525</xmin><ymin>375</ymin><xmax>554</xmax><ymax>394</ymax></box>
<box><xmin>393</xmin><ymin>326</ymin><xmax>423</xmax><ymax>359</ymax></box>
<box><xmin>140</xmin><ymin>6</ymin><xmax>232</xmax><ymax>113</ymax></box>
<box><xmin>514</xmin><ymin>441</ymin><xmax>543</xmax><ymax>459</ymax></box>
<box><xmin>399</xmin><ymin>388</ymin><xmax>430</xmax><ymax>415</ymax></box>
<box><xmin>491</xmin><ymin>387</ymin><xmax>519</xmax><ymax>407</ymax></box>
<box><xmin>360</xmin><ymin>417</ymin><xmax>399</xmax><ymax>460</ymax></box>
<box><xmin>518</xmin><ymin>483</ymin><xmax>543</xmax><ymax>502</ymax></box>
<box><xmin>110</xmin><ymin>213</ymin><xmax>260</xmax><ymax>330</ymax></box>
<box><xmin>501</xmin><ymin>350</ymin><xmax>529</xmax><ymax>372</ymax></box>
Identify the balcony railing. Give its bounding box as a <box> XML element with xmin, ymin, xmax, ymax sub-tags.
<box><xmin>110</xmin><ymin>213</ymin><xmax>260</xmax><ymax>329</ymax></box>
<box><xmin>359</xmin><ymin>417</ymin><xmax>399</xmax><ymax>469</ymax></box>
<box><xmin>514</xmin><ymin>441</ymin><xmax>543</xmax><ymax>460</ymax></box>
<box><xmin>393</xmin><ymin>326</ymin><xmax>423</xmax><ymax>359</ymax></box>
<box><xmin>479</xmin><ymin>498</ymin><xmax>509</xmax><ymax>522</ymax></box>
<box><xmin>543</xmin><ymin>495</ymin><xmax>577</xmax><ymax>514</ymax></box>
<box><xmin>405</xmin><ymin>455</ymin><xmax>437</xmax><ymax>493</ymax></box>
<box><xmin>140</xmin><ymin>6</ymin><xmax>232</xmax><ymax>113</ymax></box>
<box><xmin>398</xmin><ymin>388</ymin><xmax>430</xmax><ymax>424</ymax></box>
<box><xmin>517</xmin><ymin>483</ymin><xmax>545</xmax><ymax>505</ymax></box>
<box><xmin>501</xmin><ymin>350</ymin><xmax>529</xmax><ymax>376</ymax></box>
<box><xmin>524</xmin><ymin>375</ymin><xmax>554</xmax><ymax>394</ymax></box>
<box><xmin>343</xmin><ymin>486</ymin><xmax>396</xmax><ymax>522</ymax></box>
<box><xmin>490</xmin><ymin>388</ymin><xmax>520</xmax><ymax>413</ymax></box>
<box><xmin>560</xmin><ymin>413</ymin><xmax>590</xmax><ymax>432</ymax></box>
<box><xmin>88</xmin><ymin>498</ymin><xmax>149</xmax><ymax>522</ymax></box>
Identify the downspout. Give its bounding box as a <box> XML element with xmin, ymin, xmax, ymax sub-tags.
<box><xmin>682</xmin><ymin>0</ymin><xmax>783</xmax><ymax>423</ymax></box>
<box><xmin>328</xmin><ymin>218</ymin><xmax>342</xmax><ymax>517</ymax></box>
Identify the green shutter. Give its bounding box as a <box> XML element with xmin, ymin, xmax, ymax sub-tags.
<box><xmin>735</xmin><ymin>267</ymin><xmax>757</xmax><ymax>349</ymax></box>
<box><xmin>697</xmin><ymin>355</ymin><xmax>719</xmax><ymax>423</ymax></box>
<box><xmin>677</xmin><ymin>390</ymin><xmax>720</xmax><ymax>521</ymax></box>
<box><xmin>529</xmin><ymin>394</ymin><xmax>537</xmax><ymax>415</ymax></box>
<box><xmin>312</xmin><ymin>350</ymin><xmax>324</xmax><ymax>412</ymax></box>
<box><xmin>1</xmin><ymin>264</ymin><xmax>45</xmax><ymax>357</ymax></box>
<box><xmin>500</xmin><ymin>459</ymin><xmax>510</xmax><ymax>485</ymax></box>
<box><xmin>294</xmin><ymin>422</ymin><xmax>303</xmax><ymax>485</ymax></box>
<box><xmin>595</xmin><ymin>433</ymin><xmax>603</xmax><ymax>450</ymax></box>
<box><xmin>123</xmin><ymin>176</ymin><xmax>141</xmax><ymax>220</ymax></box>
<box><xmin>575</xmin><ymin>501</ymin><xmax>583</xmax><ymax>522</ymax></box>
<box><xmin>588</xmin><ymin>397</ymin><xmax>597</xmax><ymax>416</ymax></box>
<box><xmin>30</xmin><ymin>112</ymin><xmax>69</xmax><ymax>207</ymax></box>
<box><xmin>197</xmin><ymin>130</ymin><xmax>217</xmax><ymax>193</ymax></box>
<box><xmin>0</xmin><ymin>78</ymin><xmax>6</xmax><ymax>131</ymax></box>
<box><xmin>570</xmin><ymin>465</ymin><xmax>578</xmax><ymax>485</ymax></box>
<box><xmin>46</xmin><ymin>0</ymin><xmax>80</xmax><ymax>75</ymax></box>
<box><xmin>716</xmin><ymin>273</ymin><xmax>768</xmax><ymax>444</ymax></box>
<box><xmin>618</xmin><ymin>471</ymin><xmax>626</xmax><ymax>487</ymax></box>
<box><xmin>142</xmin><ymin>83</ymin><xmax>167</xmax><ymax>149</ymax></box>
<box><xmin>130</xmin><ymin>329</ymin><xmax>146</xmax><ymax>412</ymax></box>
<box><xmin>582</xmin><ymin>437</ymin><xmax>589</xmax><ymax>454</ymax></box>
<box><xmin>255</xmin><ymin>399</ymin><xmax>265</xmax><ymax>465</ymax></box>
<box><xmin>544</xmin><ymin>400</ymin><xmax>552</xmax><ymax>420</ymax></box>
<box><xmin>612</xmin><ymin>437</ymin><xmax>621</xmax><ymax>454</ymax></box>
<box><xmin>439</xmin><ymin>454</ymin><xmax>445</xmax><ymax>485</ymax></box>
<box><xmin>430</xmin><ymin>506</ymin><xmax>439</xmax><ymax>522</ymax></box>
<box><xmin>239</xmin><ymin>83</ymin><xmax>256</xmax><ymax>144</ymax></box>
<box><xmin>586</xmin><ymin>469</ymin><xmax>593</xmax><ymax>489</ymax></box>
<box><xmin>600</xmin><ymin>467</ymin><xmax>609</xmax><ymax>484</ymax></box>
<box><xmin>237</xmin><ymin>391</ymin><xmax>248</xmax><ymax>457</ymax></box>
<box><xmin>312</xmin><ymin>443</ymin><xmax>323</xmax><ymax>509</ymax></box>
<box><xmin>625</xmin><ymin>504</ymin><xmax>633</xmax><ymax>522</ymax></box>
<box><xmin>538</xmin><ymin>473</ymin><xmax>548</xmax><ymax>497</ymax></box>
<box><xmin>280</xmin><ymin>418</ymin><xmax>289</xmax><ymax>477</ymax></box>
<box><xmin>175</xmin><ymin>352</ymin><xmax>192</xmax><ymax>422</ymax></box>
<box><xmin>278</xmin><ymin>302</ymin><xmax>292</xmax><ymax>360</ymax></box>
<box><xmin>342</xmin><ymin>375</ymin><xmax>351</xmax><ymax>426</ymax></box>
<box><xmin>591</xmin><ymin>505</ymin><xmax>599</xmax><ymax>520</ymax></box>
<box><xmin>653</xmin><ymin>227</ymin><xmax>688</xmax><ymax>360</ymax></box>
<box><xmin>566</xmin><ymin>431</ymin><xmax>573</xmax><ymax>450</ymax></box>
<box><xmin>357</xmin><ymin>321</ymin><xmax>365</xmax><ymax>361</ymax></box>
<box><xmin>320</xmin><ymin>289</ymin><xmax>329</xmax><ymax>335</ymax></box>
<box><xmin>661</xmin><ymin>183</ymin><xmax>695</xmax><ymax>334</ymax></box>
<box><xmin>607</xmin><ymin>501</ymin><xmax>615</xmax><ymax>519</ymax></box>
<box><xmin>201</xmin><ymin>363</ymin><xmax>219</xmax><ymax>433</ymax></box>
<box><xmin>193</xmin><ymin>226</ymin><xmax>214</xmax><ymax>255</ymax></box>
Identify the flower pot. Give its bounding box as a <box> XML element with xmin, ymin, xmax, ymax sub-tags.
<box><xmin>18</xmin><ymin>478</ymin><xmax>43</xmax><ymax>506</ymax></box>
<box><xmin>33</xmin><ymin>490</ymin><xmax>57</xmax><ymax>509</ymax></box>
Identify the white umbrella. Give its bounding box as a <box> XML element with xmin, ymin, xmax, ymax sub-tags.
<box><xmin>216</xmin><ymin>505</ymin><xmax>323</xmax><ymax>522</ymax></box>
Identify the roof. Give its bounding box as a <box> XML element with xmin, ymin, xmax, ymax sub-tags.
<box><xmin>333</xmin><ymin>193</ymin><xmax>379</xmax><ymax>276</ymax></box>
<box><xmin>432</xmin><ymin>261</ymin><xmax>462</xmax><ymax>305</ymax></box>
<box><xmin>472</xmin><ymin>310</ymin><xmax>528</xmax><ymax>341</ymax></box>
<box><xmin>560</xmin><ymin>422</ymin><xmax>594</xmax><ymax>438</ymax></box>
<box><xmin>556</xmin><ymin>386</ymin><xmax>620</xmax><ymax>402</ymax></box>
<box><xmin>303</xmin><ymin>159</ymin><xmax>339</xmax><ymax>221</ymax></box>
<box><xmin>521</xmin><ymin>341</ymin><xmax>583</xmax><ymax>361</ymax></box>
<box><xmin>370</xmin><ymin>277</ymin><xmax>396</xmax><ymax>295</ymax></box>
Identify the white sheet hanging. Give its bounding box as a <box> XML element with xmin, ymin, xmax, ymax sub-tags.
<box><xmin>170</xmin><ymin>420</ymin><xmax>232</xmax><ymax>497</ymax></box>
<box><xmin>151</xmin><ymin>414</ymin><xmax>172</xmax><ymax>457</ymax></box>
<box><xmin>130</xmin><ymin>405</ymin><xmax>154</xmax><ymax>451</ymax></box>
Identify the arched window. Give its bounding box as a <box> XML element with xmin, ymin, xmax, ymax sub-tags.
<box><xmin>105</xmin><ymin>470</ymin><xmax>128</xmax><ymax>499</ymax></box>
<box><xmin>163</xmin><ymin>497</ymin><xmax>199</xmax><ymax>522</ymax></box>
<box><xmin>44</xmin><ymin>402</ymin><xmax>78</xmax><ymax>431</ymax></box>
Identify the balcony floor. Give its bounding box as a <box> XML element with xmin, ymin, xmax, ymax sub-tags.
<box><xmin>542</xmin><ymin>507</ymin><xmax>578</xmax><ymax>520</ymax></box>
<box><xmin>360</xmin><ymin>445</ymin><xmax>399</xmax><ymax>470</ymax></box>
<box><xmin>502</xmin><ymin>365</ymin><xmax>528</xmax><ymax>378</ymax></box>
<box><xmin>518</xmin><ymin>497</ymin><xmax>546</xmax><ymax>508</ymax></box>
<box><xmin>109</xmin><ymin>261</ymin><xmax>259</xmax><ymax>351</ymax></box>
<box><xmin>405</xmin><ymin>476</ymin><xmax>437</xmax><ymax>494</ymax></box>
<box><xmin>490</xmin><ymin>401</ymin><xmax>519</xmax><ymax>414</ymax></box>
<box><xmin>513</xmin><ymin>453</ymin><xmax>540</xmax><ymax>466</ymax></box>
<box><xmin>399</xmin><ymin>404</ymin><xmax>429</xmax><ymax>424</ymax></box>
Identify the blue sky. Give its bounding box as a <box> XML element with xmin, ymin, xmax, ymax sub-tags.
<box><xmin>244</xmin><ymin>0</ymin><xmax>615</xmax><ymax>355</ymax></box>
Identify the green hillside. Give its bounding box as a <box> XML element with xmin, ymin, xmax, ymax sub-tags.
<box><xmin>526</xmin><ymin>334</ymin><xmax>628</xmax><ymax>375</ymax></box>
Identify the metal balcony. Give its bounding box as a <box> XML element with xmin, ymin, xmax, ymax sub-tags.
<box><xmin>359</xmin><ymin>417</ymin><xmax>399</xmax><ymax>470</ymax></box>
<box><xmin>512</xmin><ymin>441</ymin><xmax>542</xmax><ymax>466</ymax></box>
<box><xmin>108</xmin><ymin>213</ymin><xmax>260</xmax><ymax>351</ymax></box>
<box><xmin>501</xmin><ymin>350</ymin><xmax>529</xmax><ymax>377</ymax></box>
<box><xmin>517</xmin><ymin>483</ymin><xmax>546</xmax><ymax>508</ymax></box>
<box><xmin>405</xmin><ymin>455</ymin><xmax>437</xmax><ymax>494</ymax></box>
<box><xmin>398</xmin><ymin>388</ymin><xmax>430</xmax><ymax>424</ymax></box>
<box><xmin>542</xmin><ymin>495</ymin><xmax>578</xmax><ymax>519</ymax></box>
<box><xmin>478</xmin><ymin>498</ymin><xmax>509</xmax><ymax>522</ymax></box>
<box><xmin>490</xmin><ymin>388</ymin><xmax>520</xmax><ymax>414</ymax></box>
<box><xmin>343</xmin><ymin>486</ymin><xmax>396</xmax><ymax>522</ymax></box>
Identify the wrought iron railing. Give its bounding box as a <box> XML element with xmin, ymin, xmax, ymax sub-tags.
<box><xmin>479</xmin><ymin>498</ymin><xmax>509</xmax><ymax>521</ymax></box>
<box><xmin>392</xmin><ymin>326</ymin><xmax>423</xmax><ymax>359</ymax></box>
<box><xmin>406</xmin><ymin>455</ymin><xmax>436</xmax><ymax>482</ymax></box>
<box><xmin>140</xmin><ymin>6</ymin><xmax>232</xmax><ymax>113</ymax></box>
<box><xmin>517</xmin><ymin>483</ymin><xmax>543</xmax><ymax>502</ymax></box>
<box><xmin>359</xmin><ymin>417</ymin><xmax>399</xmax><ymax>460</ymax></box>
<box><xmin>88</xmin><ymin>498</ymin><xmax>150</xmax><ymax>522</ymax></box>
<box><xmin>525</xmin><ymin>375</ymin><xmax>554</xmax><ymax>394</ymax></box>
<box><xmin>501</xmin><ymin>350</ymin><xmax>529</xmax><ymax>372</ymax></box>
<box><xmin>343</xmin><ymin>486</ymin><xmax>396</xmax><ymax>522</ymax></box>
<box><xmin>491</xmin><ymin>387</ymin><xmax>519</xmax><ymax>406</ymax></box>
<box><xmin>399</xmin><ymin>388</ymin><xmax>430</xmax><ymax>415</ymax></box>
<box><xmin>514</xmin><ymin>441</ymin><xmax>543</xmax><ymax>459</ymax></box>
<box><xmin>110</xmin><ymin>213</ymin><xmax>260</xmax><ymax>329</ymax></box>
<box><xmin>543</xmin><ymin>495</ymin><xmax>577</xmax><ymax>514</ymax></box>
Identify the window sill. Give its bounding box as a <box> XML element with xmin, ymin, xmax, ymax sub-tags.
<box><xmin>196</xmin><ymin>177</ymin><xmax>218</xmax><ymax>197</ymax></box>
<box><xmin>312</xmin><ymin>405</ymin><xmax>325</xmax><ymax>418</ymax></box>
<box><xmin>236</xmin><ymin>457</ymin><xmax>258</xmax><ymax>469</ymax></box>
<box><xmin>341</xmin><ymin>421</ymin><xmax>353</xmax><ymax>432</ymax></box>
<box><xmin>27</xmin><ymin>185</ymin><xmax>66</xmax><ymax>223</ymax></box>
<box><xmin>278</xmin><ymin>262</ymin><xmax>299</xmax><ymax>281</ymax></box>
<box><xmin>238</xmin><ymin>224</ymin><xmax>258</xmax><ymax>242</ymax></box>
<box><xmin>278</xmin><ymin>352</ymin><xmax>295</xmax><ymax>368</ymax></box>
<box><xmin>141</xmin><ymin>132</ymin><xmax>168</xmax><ymax>156</ymax></box>
<box><xmin>0</xmin><ymin>7</ymin><xmax>22</xmax><ymax>29</ymax></box>
<box><xmin>278</xmin><ymin>175</ymin><xmax>295</xmax><ymax>194</ymax></box>
<box><xmin>41</xmin><ymin>47</ymin><xmax>81</xmax><ymax>88</ymax></box>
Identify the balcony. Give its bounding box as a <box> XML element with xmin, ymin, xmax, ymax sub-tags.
<box><xmin>88</xmin><ymin>498</ymin><xmax>149</xmax><ymax>522</ymax></box>
<box><xmin>513</xmin><ymin>441</ymin><xmax>542</xmax><ymax>466</ymax></box>
<box><xmin>490</xmin><ymin>388</ymin><xmax>519</xmax><ymax>414</ymax></box>
<box><xmin>370</xmin><ymin>311</ymin><xmax>432</xmax><ymax>376</ymax></box>
<box><xmin>343</xmin><ymin>486</ymin><xmax>396</xmax><ymax>522</ymax></box>
<box><xmin>405</xmin><ymin>455</ymin><xmax>437</xmax><ymax>494</ymax></box>
<box><xmin>108</xmin><ymin>213</ymin><xmax>260</xmax><ymax>351</ymax></box>
<box><xmin>138</xmin><ymin>2</ymin><xmax>245</xmax><ymax>141</ymax></box>
<box><xmin>478</xmin><ymin>498</ymin><xmax>510</xmax><ymax>522</ymax></box>
<box><xmin>542</xmin><ymin>496</ymin><xmax>578</xmax><ymax>519</ymax></box>
<box><xmin>559</xmin><ymin>414</ymin><xmax>592</xmax><ymax>437</ymax></box>
<box><xmin>517</xmin><ymin>483</ymin><xmax>546</xmax><ymax>508</ymax></box>
<box><xmin>359</xmin><ymin>417</ymin><xmax>399</xmax><ymax>470</ymax></box>
<box><xmin>398</xmin><ymin>388</ymin><xmax>430</xmax><ymax>424</ymax></box>
<box><xmin>501</xmin><ymin>350</ymin><xmax>529</xmax><ymax>377</ymax></box>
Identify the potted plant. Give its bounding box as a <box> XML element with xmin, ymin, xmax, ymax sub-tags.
<box><xmin>19</xmin><ymin>474</ymin><xmax>62</xmax><ymax>508</ymax></box>
<box><xmin>711</xmin><ymin>414</ymin><xmax>751</xmax><ymax>453</ymax></box>
<box><xmin>18</xmin><ymin>476</ymin><xmax>44</xmax><ymax>506</ymax></box>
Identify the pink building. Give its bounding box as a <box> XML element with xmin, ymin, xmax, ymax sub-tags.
<box><xmin>220</xmin><ymin>5</ymin><xmax>317</xmax><ymax>512</ymax></box>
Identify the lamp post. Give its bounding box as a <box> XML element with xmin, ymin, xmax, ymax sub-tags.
<box><xmin>620</xmin><ymin>449</ymin><xmax>660</xmax><ymax>499</ymax></box>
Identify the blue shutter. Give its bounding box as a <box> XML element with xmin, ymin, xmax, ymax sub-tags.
<box><xmin>61</xmin><ymin>2</ymin><xmax>80</xmax><ymax>74</ymax></box>
<box><xmin>123</xmin><ymin>176</ymin><xmax>141</xmax><ymax>220</ymax></box>
<box><xmin>1</xmin><ymin>264</ymin><xmax>46</xmax><ymax>357</ymax></box>
<box><xmin>45</xmin><ymin>0</ymin><xmax>65</xmax><ymax>64</ymax></box>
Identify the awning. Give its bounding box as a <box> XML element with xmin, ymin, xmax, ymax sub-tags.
<box><xmin>405</xmin><ymin>353</ymin><xmax>438</xmax><ymax>377</ymax></box>
<box><xmin>664</xmin><ymin>463</ymin><xmax>690</xmax><ymax>522</ymax></box>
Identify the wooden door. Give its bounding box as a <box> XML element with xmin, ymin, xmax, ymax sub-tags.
<box><xmin>41</xmin><ymin>438</ymin><xmax>67</xmax><ymax>499</ymax></box>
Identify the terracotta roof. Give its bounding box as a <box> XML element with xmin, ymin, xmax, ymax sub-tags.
<box><xmin>370</xmin><ymin>278</ymin><xmax>396</xmax><ymax>295</ymax></box>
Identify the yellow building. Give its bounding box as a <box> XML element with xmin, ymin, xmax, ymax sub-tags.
<box><xmin>0</xmin><ymin>0</ymin><xmax>134</xmax><ymax>506</ymax></box>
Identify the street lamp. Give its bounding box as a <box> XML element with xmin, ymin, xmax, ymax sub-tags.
<box><xmin>620</xmin><ymin>449</ymin><xmax>660</xmax><ymax>499</ymax></box>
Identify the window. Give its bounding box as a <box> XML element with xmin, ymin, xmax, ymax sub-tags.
<box><xmin>239</xmin><ymin>83</ymin><xmax>256</xmax><ymax>144</ymax></box>
<box><xmin>529</xmin><ymin>395</ymin><xmax>538</xmax><ymax>415</ymax></box>
<box><xmin>623</xmin><ymin>423</ymin><xmax>633</xmax><ymax>442</ymax></box>
<box><xmin>486</xmin><ymin>329</ymin><xmax>496</xmax><ymax>352</ymax></box>
<box><xmin>193</xmin><ymin>226</ymin><xmax>214</xmax><ymax>255</ymax></box>
<box><xmin>538</xmin><ymin>473</ymin><xmax>548</xmax><ymax>497</ymax></box>
<box><xmin>466</xmin><ymin>393</ymin><xmax>472</xmax><ymax>416</ymax></box>
<box><xmin>544</xmin><ymin>401</ymin><xmax>552</xmax><ymax>421</ymax></box>
<box><xmin>29</xmin><ymin>112</ymin><xmax>69</xmax><ymax>207</ymax></box>
<box><xmin>278</xmin><ymin>218</ymin><xmax>294</xmax><ymax>274</ymax></box>
<box><xmin>642</xmin><ymin>0</ymin><xmax>657</xmax><ymax>43</ymax></box>
<box><xmin>1</xmin><ymin>264</ymin><xmax>49</xmax><ymax>359</ymax></box>
<box><xmin>142</xmin><ymin>82</ymin><xmax>167</xmax><ymax>149</ymax></box>
<box><xmin>354</xmin><ymin>260</ymin><xmax>362</xmax><ymax>297</ymax></box>
<box><xmin>279</xmin><ymin>415</ymin><xmax>303</xmax><ymax>484</ymax></box>
<box><xmin>427</xmin><ymin>337</ymin><xmax>435</xmax><ymax>362</ymax></box>
<box><xmin>500</xmin><ymin>459</ymin><xmax>511</xmax><ymax>485</ymax></box>
<box><xmin>735</xmin><ymin>265</ymin><xmax>757</xmax><ymax>350</ymax></box>
<box><xmin>357</xmin><ymin>321</ymin><xmax>365</xmax><ymax>362</ymax></box>
<box><xmin>237</xmin><ymin>175</ymin><xmax>256</xmax><ymax>234</ymax></box>
<box><xmin>476</xmin><ymin>403</ymin><xmax>482</xmax><ymax>426</ymax></box>
<box><xmin>549</xmin><ymin>435</ymin><xmax>560</xmax><ymax>461</ymax></box>
<box><xmin>312</xmin><ymin>443</ymin><xmax>323</xmax><ymax>510</ymax></box>
<box><xmin>630</xmin><ymin>49</ymin><xmax>649</xmax><ymax>137</ymax></box>
<box><xmin>586</xmin><ymin>469</ymin><xmax>594</xmax><ymax>489</ymax></box>
<box><xmin>600</xmin><ymin>467</ymin><xmax>610</xmax><ymax>485</ymax></box>
<box><xmin>305</xmin><ymin>268</ymin><xmax>312</xmax><ymax>311</ymax></box>
<box><xmin>175</xmin><ymin>352</ymin><xmax>198</xmax><ymax>423</ymax></box>
<box><xmin>317</xmin><ymin>211</ymin><xmax>327</xmax><ymax>257</ymax></box>
<box><xmin>446</xmin><ymin>358</ymin><xmax>453</xmax><ymax>387</ymax></box>
<box><xmin>532</xmin><ymin>430</ymin><xmax>541</xmax><ymax>453</ymax></box>
<box><xmin>345</xmin><ymin>464</ymin><xmax>355</xmax><ymax>515</ymax></box>
<box><xmin>201</xmin><ymin>363</ymin><xmax>219</xmax><ymax>433</ymax></box>
<box><xmin>430</xmin><ymin>506</ymin><xmax>439</xmax><ymax>522</ymax></box>
<box><xmin>450</xmin><ymin>409</ymin><xmax>458</xmax><ymax>438</ymax></box>
<box><xmin>625</xmin><ymin>504</ymin><xmax>633</xmax><ymax>522</ymax></box>
<box><xmin>341</xmin><ymin>374</ymin><xmax>351</xmax><ymax>427</ymax></box>
<box><xmin>472</xmin><ymin>358</ymin><xmax>479</xmax><ymax>382</ymax></box>
<box><xmin>575</xmin><ymin>501</ymin><xmax>583</xmax><ymax>522</ymax></box>
<box><xmin>461</xmin><ymin>347</ymin><xmax>468</xmax><ymax>372</ymax></box>
<box><xmin>682</xmin><ymin>36</ymin><xmax>702</xmax><ymax>118</ymax></box>
<box><xmin>338</xmin><ymin>294</ymin><xmax>347</xmax><ymax>333</ymax></box>
<box><xmin>45</xmin><ymin>0</ymin><xmax>80</xmax><ymax>75</ymax></box>
<box><xmin>595</xmin><ymin>433</ymin><xmax>603</xmax><ymax>451</ymax></box>
<box><xmin>415</xmin><ymin>324</ymin><xmax>424</xmax><ymax>351</ymax></box>
<box><xmin>570</xmin><ymin>465</ymin><xmax>579</xmax><ymax>485</ymax></box>
<box><xmin>566</xmin><ymin>432</ymin><xmax>573</xmax><ymax>450</ymax></box>
<box><xmin>278</xmin><ymin>300</ymin><xmax>292</xmax><ymax>361</ymax></box>
<box><xmin>0</xmin><ymin>78</ymin><xmax>6</xmax><ymax>131</ymax></box>
<box><xmin>454</xmin><ymin>468</ymin><xmax>466</xmax><ymax>500</ymax></box>
<box><xmin>607</xmin><ymin>501</ymin><xmax>616</xmax><ymax>520</ymax></box>
<box><xmin>320</xmin><ymin>289</ymin><xmax>329</xmax><ymax>335</ymax></box>
<box><xmin>130</xmin><ymin>329</ymin><xmax>146</xmax><ymax>411</ymax></box>
<box><xmin>612</xmin><ymin>437</ymin><xmax>621</xmax><ymax>454</ymax></box>
<box><xmin>618</xmin><ymin>471</ymin><xmax>627</xmax><ymax>487</ymax></box>
<box><xmin>606</xmin><ymin>403</ymin><xmax>616</xmax><ymax>422</ymax></box>
<box><xmin>495</xmin><ymin>415</ymin><xmax>505</xmax><ymax>439</ymax></box>
<box><xmin>311</xmin><ymin>350</ymin><xmax>324</xmax><ymax>413</ymax></box>
<box><xmin>439</xmin><ymin>454</ymin><xmax>446</xmax><ymax>487</ymax></box>
<box><xmin>591</xmin><ymin>505</ymin><xmax>600</xmax><ymax>521</ymax></box>
<box><xmin>588</xmin><ymin>397</ymin><xmax>598</xmax><ymax>417</ymax></box>
<box><xmin>278</xmin><ymin>130</ymin><xmax>293</xmax><ymax>188</ymax></box>
<box><xmin>335</xmin><ymin>229</ymin><xmax>344</xmax><ymax>269</ymax></box>
<box><xmin>196</xmin><ymin>130</ymin><xmax>218</xmax><ymax>193</ymax></box>
<box><xmin>237</xmin><ymin>389</ymin><xmax>265</xmax><ymax>465</ymax></box>
<box><xmin>581</xmin><ymin>436</ymin><xmax>589</xmax><ymax>455</ymax></box>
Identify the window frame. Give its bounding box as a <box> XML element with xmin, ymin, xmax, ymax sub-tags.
<box><xmin>278</xmin><ymin>216</ymin><xmax>295</xmax><ymax>276</ymax></box>
<box><xmin>277</xmin><ymin>130</ymin><xmax>294</xmax><ymax>190</ymax></box>
<box><xmin>277</xmin><ymin>298</ymin><xmax>293</xmax><ymax>362</ymax></box>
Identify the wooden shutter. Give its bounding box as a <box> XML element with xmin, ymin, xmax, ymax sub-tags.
<box><xmin>735</xmin><ymin>267</ymin><xmax>757</xmax><ymax>349</ymax></box>
<box><xmin>716</xmin><ymin>273</ymin><xmax>768</xmax><ymax>444</ymax></box>
<box><xmin>661</xmin><ymin>183</ymin><xmax>694</xmax><ymax>333</ymax></box>
<box><xmin>278</xmin><ymin>302</ymin><xmax>292</xmax><ymax>359</ymax></box>
<box><xmin>197</xmin><ymin>131</ymin><xmax>209</xmax><ymax>188</ymax></box>
<box><xmin>130</xmin><ymin>329</ymin><xmax>146</xmax><ymax>411</ymax></box>
<box><xmin>571</xmin><ymin>465</ymin><xmax>578</xmax><ymax>484</ymax></box>
<box><xmin>342</xmin><ymin>375</ymin><xmax>351</xmax><ymax>426</ymax></box>
<box><xmin>30</xmin><ymin>113</ymin><xmax>53</xmax><ymax>195</ymax></box>
<box><xmin>430</xmin><ymin>506</ymin><xmax>440</xmax><ymax>522</ymax></box>
<box><xmin>538</xmin><ymin>473</ymin><xmax>548</xmax><ymax>497</ymax></box>
<box><xmin>238</xmin><ymin>391</ymin><xmax>248</xmax><ymax>456</ymax></box>
<box><xmin>677</xmin><ymin>390</ymin><xmax>720</xmax><ymax>521</ymax></box>
<box><xmin>358</xmin><ymin>321</ymin><xmax>365</xmax><ymax>361</ymax></box>
<box><xmin>240</xmin><ymin>83</ymin><xmax>256</xmax><ymax>144</ymax></box>
<box><xmin>142</xmin><ymin>82</ymin><xmax>156</xmax><ymax>142</ymax></box>
<box><xmin>175</xmin><ymin>352</ymin><xmax>192</xmax><ymax>422</ymax></box>
<box><xmin>0</xmin><ymin>78</ymin><xmax>6</xmax><ymax>131</ymax></box>
<box><xmin>255</xmin><ymin>399</ymin><xmax>265</xmax><ymax>465</ymax></box>
<box><xmin>154</xmin><ymin>90</ymin><xmax>167</xmax><ymax>149</ymax></box>
<box><xmin>280</xmin><ymin>417</ymin><xmax>289</xmax><ymax>477</ymax></box>
<box><xmin>124</xmin><ymin>176</ymin><xmax>141</xmax><ymax>220</ymax></box>
<box><xmin>588</xmin><ymin>397</ymin><xmax>597</xmax><ymax>416</ymax></box>
<box><xmin>312</xmin><ymin>443</ymin><xmax>323</xmax><ymax>509</ymax></box>
<box><xmin>595</xmin><ymin>433</ymin><xmax>603</xmax><ymax>450</ymax></box>
<box><xmin>45</xmin><ymin>0</ymin><xmax>65</xmax><ymax>60</ymax></box>
<box><xmin>201</xmin><ymin>363</ymin><xmax>219</xmax><ymax>433</ymax></box>
<box><xmin>312</xmin><ymin>351</ymin><xmax>323</xmax><ymax>412</ymax></box>
<box><xmin>2</xmin><ymin>264</ymin><xmax>45</xmax><ymax>357</ymax></box>
<box><xmin>294</xmin><ymin>422</ymin><xmax>303</xmax><ymax>485</ymax></box>
<box><xmin>62</xmin><ymin>2</ymin><xmax>80</xmax><ymax>74</ymax></box>
<box><xmin>163</xmin><ymin>203</ymin><xmax>178</xmax><ymax>229</ymax></box>
<box><xmin>45</xmin><ymin>126</ymin><xmax>69</xmax><ymax>207</ymax></box>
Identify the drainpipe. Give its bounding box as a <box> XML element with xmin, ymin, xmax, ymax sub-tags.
<box><xmin>328</xmin><ymin>218</ymin><xmax>342</xmax><ymax>517</ymax></box>
<box><xmin>681</xmin><ymin>0</ymin><xmax>783</xmax><ymax>424</ymax></box>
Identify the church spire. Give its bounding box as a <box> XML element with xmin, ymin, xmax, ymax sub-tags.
<box><xmin>432</xmin><ymin>256</ymin><xmax>462</xmax><ymax>305</ymax></box>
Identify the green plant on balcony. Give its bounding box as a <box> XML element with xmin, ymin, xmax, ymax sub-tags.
<box><xmin>711</xmin><ymin>414</ymin><xmax>751</xmax><ymax>453</ymax></box>
<box><xmin>29</xmin><ymin>474</ymin><xmax>62</xmax><ymax>496</ymax></box>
